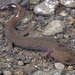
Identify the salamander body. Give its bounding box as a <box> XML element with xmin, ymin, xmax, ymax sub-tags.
<box><xmin>0</xmin><ymin>2</ymin><xmax>75</xmax><ymax>65</ymax></box>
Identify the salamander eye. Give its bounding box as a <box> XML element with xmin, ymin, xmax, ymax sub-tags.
<box><xmin>66</xmin><ymin>60</ymin><xmax>70</xmax><ymax>62</ymax></box>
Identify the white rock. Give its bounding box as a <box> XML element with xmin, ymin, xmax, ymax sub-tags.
<box><xmin>42</xmin><ymin>20</ymin><xmax>65</xmax><ymax>36</ymax></box>
<box><xmin>34</xmin><ymin>0</ymin><xmax>59</xmax><ymax>15</ymax></box>
<box><xmin>55</xmin><ymin>63</ymin><xmax>65</xmax><ymax>70</ymax></box>
<box><xmin>60</xmin><ymin>0</ymin><xmax>75</xmax><ymax>7</ymax></box>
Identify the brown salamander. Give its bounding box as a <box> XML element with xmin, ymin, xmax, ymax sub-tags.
<box><xmin>0</xmin><ymin>2</ymin><xmax>75</xmax><ymax>65</ymax></box>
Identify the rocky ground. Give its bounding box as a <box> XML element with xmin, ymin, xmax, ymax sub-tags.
<box><xmin>0</xmin><ymin>0</ymin><xmax>75</xmax><ymax>75</ymax></box>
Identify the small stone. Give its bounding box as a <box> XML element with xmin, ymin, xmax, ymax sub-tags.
<box><xmin>16</xmin><ymin>25</ymin><xmax>26</xmax><ymax>31</ymax></box>
<box><xmin>24</xmin><ymin>64</ymin><xmax>36</xmax><ymax>74</ymax></box>
<box><xmin>33</xmin><ymin>71</ymin><xmax>51</xmax><ymax>75</ymax></box>
<box><xmin>35</xmin><ymin>16</ymin><xmax>45</xmax><ymax>21</ymax></box>
<box><xmin>24</xmin><ymin>59</ymin><xmax>31</xmax><ymax>64</ymax></box>
<box><xmin>3</xmin><ymin>71</ymin><xmax>11</xmax><ymax>75</ymax></box>
<box><xmin>20</xmin><ymin>0</ymin><xmax>30</xmax><ymax>7</ymax></box>
<box><xmin>18</xmin><ymin>61</ymin><xmax>24</xmax><ymax>66</ymax></box>
<box><xmin>0</xmin><ymin>41</ymin><xmax>4</xmax><ymax>45</ymax></box>
<box><xmin>73</xmin><ymin>21</ymin><xmax>75</xmax><ymax>28</ymax></box>
<box><xmin>48</xmin><ymin>64</ymin><xmax>54</xmax><ymax>70</ymax></box>
<box><xmin>54</xmin><ymin>16</ymin><xmax>63</xmax><ymax>20</ymax></box>
<box><xmin>57</xmin><ymin>34</ymin><xmax>63</xmax><ymax>38</ymax></box>
<box><xmin>71</xmin><ymin>9</ymin><xmax>75</xmax><ymax>15</ymax></box>
<box><xmin>0</xmin><ymin>70</ymin><xmax>3</xmax><ymax>75</ymax></box>
<box><xmin>67</xmin><ymin>66</ymin><xmax>74</xmax><ymax>71</ymax></box>
<box><xmin>61</xmin><ymin>70</ymin><xmax>67</xmax><ymax>75</ymax></box>
<box><xmin>55</xmin><ymin>63</ymin><xmax>65</xmax><ymax>70</ymax></box>
<box><xmin>69</xmin><ymin>19</ymin><xmax>74</xmax><ymax>25</ymax></box>
<box><xmin>59</xmin><ymin>11</ymin><xmax>68</xmax><ymax>16</ymax></box>
<box><xmin>30</xmin><ymin>0</ymin><xmax>40</xmax><ymax>4</ymax></box>
<box><xmin>0</xmin><ymin>62</ymin><xmax>11</xmax><ymax>69</ymax></box>
<box><xmin>66</xmin><ymin>8</ymin><xmax>71</xmax><ymax>14</ymax></box>
<box><xmin>64</xmin><ymin>34</ymin><xmax>69</xmax><ymax>39</ymax></box>
<box><xmin>15</xmin><ymin>69</ymin><xmax>24</xmax><ymax>75</ymax></box>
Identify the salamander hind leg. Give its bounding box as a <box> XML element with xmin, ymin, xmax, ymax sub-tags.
<box><xmin>41</xmin><ymin>51</ymin><xmax>53</xmax><ymax>58</ymax></box>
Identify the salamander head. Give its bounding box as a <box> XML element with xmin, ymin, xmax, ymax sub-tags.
<box><xmin>52</xmin><ymin>47</ymin><xmax>75</xmax><ymax>65</ymax></box>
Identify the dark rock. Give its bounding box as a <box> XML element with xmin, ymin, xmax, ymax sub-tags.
<box><xmin>24</xmin><ymin>64</ymin><xmax>36</xmax><ymax>74</ymax></box>
<box><xmin>0</xmin><ymin>41</ymin><xmax>4</xmax><ymax>45</ymax></box>
<box><xmin>20</xmin><ymin>0</ymin><xmax>30</xmax><ymax>10</ymax></box>
<box><xmin>54</xmin><ymin>16</ymin><xmax>63</xmax><ymax>20</ymax></box>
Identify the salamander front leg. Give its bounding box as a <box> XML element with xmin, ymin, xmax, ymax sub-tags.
<box><xmin>21</xmin><ymin>26</ymin><xmax>35</xmax><ymax>36</ymax></box>
<box><xmin>6</xmin><ymin>40</ymin><xmax>14</xmax><ymax>55</ymax></box>
<box><xmin>7</xmin><ymin>40</ymin><xmax>13</xmax><ymax>51</ymax></box>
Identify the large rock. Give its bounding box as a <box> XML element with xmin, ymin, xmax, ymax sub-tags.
<box><xmin>42</xmin><ymin>20</ymin><xmax>65</xmax><ymax>36</ymax></box>
<box><xmin>34</xmin><ymin>0</ymin><xmax>59</xmax><ymax>15</ymax></box>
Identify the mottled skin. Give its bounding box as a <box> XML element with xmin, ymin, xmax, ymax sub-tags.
<box><xmin>0</xmin><ymin>3</ymin><xmax>75</xmax><ymax>65</ymax></box>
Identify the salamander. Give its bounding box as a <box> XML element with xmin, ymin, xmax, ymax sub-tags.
<box><xmin>0</xmin><ymin>2</ymin><xmax>75</xmax><ymax>65</ymax></box>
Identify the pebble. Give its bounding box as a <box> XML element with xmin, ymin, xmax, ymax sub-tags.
<box><xmin>33</xmin><ymin>71</ymin><xmax>52</xmax><ymax>75</ymax></box>
<box><xmin>0</xmin><ymin>62</ymin><xmax>11</xmax><ymax>69</ymax></box>
<box><xmin>0</xmin><ymin>41</ymin><xmax>4</xmax><ymax>45</ymax></box>
<box><xmin>64</xmin><ymin>34</ymin><xmax>69</xmax><ymax>39</ymax></box>
<box><xmin>66</xmin><ymin>70</ymin><xmax>75</xmax><ymax>75</ymax></box>
<box><xmin>67</xmin><ymin>66</ymin><xmax>74</xmax><ymax>71</ymax></box>
<box><xmin>59</xmin><ymin>11</ymin><xmax>68</xmax><ymax>17</ymax></box>
<box><xmin>57</xmin><ymin>34</ymin><xmax>63</xmax><ymax>39</ymax></box>
<box><xmin>35</xmin><ymin>16</ymin><xmax>45</xmax><ymax>21</ymax></box>
<box><xmin>51</xmin><ymin>69</ymin><xmax>62</xmax><ymax>75</ymax></box>
<box><xmin>73</xmin><ymin>21</ymin><xmax>75</xmax><ymax>28</ymax></box>
<box><xmin>30</xmin><ymin>0</ymin><xmax>40</xmax><ymax>4</ymax></box>
<box><xmin>20</xmin><ymin>0</ymin><xmax>30</xmax><ymax>7</ymax></box>
<box><xmin>60</xmin><ymin>0</ymin><xmax>75</xmax><ymax>7</ymax></box>
<box><xmin>24</xmin><ymin>64</ymin><xmax>36</xmax><ymax>74</ymax></box>
<box><xmin>18</xmin><ymin>61</ymin><xmax>24</xmax><ymax>66</ymax></box>
<box><xmin>0</xmin><ymin>70</ymin><xmax>3</xmax><ymax>75</ymax></box>
<box><xmin>48</xmin><ymin>64</ymin><xmax>54</xmax><ymax>70</ymax></box>
<box><xmin>24</xmin><ymin>59</ymin><xmax>31</xmax><ymax>64</ymax></box>
<box><xmin>3</xmin><ymin>71</ymin><xmax>11</xmax><ymax>75</ymax></box>
<box><xmin>66</xmin><ymin>8</ymin><xmax>71</xmax><ymax>14</ymax></box>
<box><xmin>22</xmin><ymin>16</ymin><xmax>33</xmax><ymax>24</ymax></box>
<box><xmin>42</xmin><ymin>20</ymin><xmax>65</xmax><ymax>36</ymax></box>
<box><xmin>54</xmin><ymin>16</ymin><xmax>63</xmax><ymax>20</ymax></box>
<box><xmin>61</xmin><ymin>70</ymin><xmax>67</xmax><ymax>75</ymax></box>
<box><xmin>15</xmin><ymin>69</ymin><xmax>24</xmax><ymax>75</ymax></box>
<box><xmin>55</xmin><ymin>63</ymin><xmax>65</xmax><ymax>70</ymax></box>
<box><xmin>34</xmin><ymin>0</ymin><xmax>59</xmax><ymax>15</ymax></box>
<box><xmin>71</xmin><ymin>9</ymin><xmax>75</xmax><ymax>15</ymax></box>
<box><xmin>69</xmin><ymin>19</ymin><xmax>74</xmax><ymax>25</ymax></box>
<box><xmin>16</xmin><ymin>25</ymin><xmax>26</xmax><ymax>31</ymax></box>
